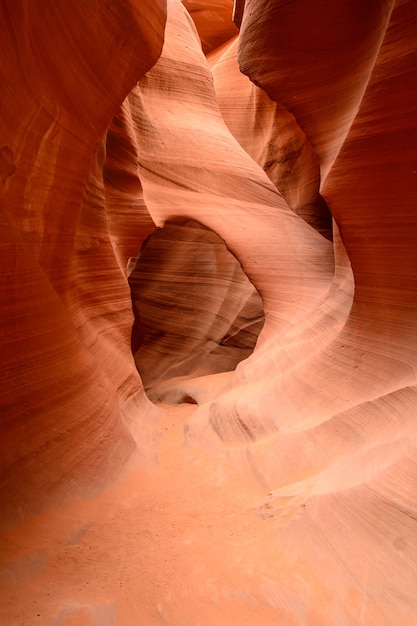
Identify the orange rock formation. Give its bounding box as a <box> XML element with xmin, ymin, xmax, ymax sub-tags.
<box><xmin>1</xmin><ymin>0</ymin><xmax>417</xmax><ymax>624</ymax></box>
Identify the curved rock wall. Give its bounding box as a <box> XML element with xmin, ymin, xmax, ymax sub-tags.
<box><xmin>0</xmin><ymin>0</ymin><xmax>167</xmax><ymax>523</ymax></box>
<box><xmin>1</xmin><ymin>0</ymin><xmax>417</xmax><ymax>623</ymax></box>
<box><xmin>181</xmin><ymin>0</ymin><xmax>238</xmax><ymax>53</ymax></box>
<box><xmin>212</xmin><ymin>38</ymin><xmax>333</xmax><ymax>239</ymax></box>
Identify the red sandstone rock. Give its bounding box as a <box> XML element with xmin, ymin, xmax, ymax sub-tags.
<box><xmin>181</xmin><ymin>0</ymin><xmax>238</xmax><ymax>54</ymax></box>
<box><xmin>237</xmin><ymin>0</ymin><xmax>396</xmax><ymax>182</ymax></box>
<box><xmin>0</xmin><ymin>0</ymin><xmax>167</xmax><ymax>523</ymax></box>
<box><xmin>1</xmin><ymin>0</ymin><xmax>417</xmax><ymax>624</ymax></box>
<box><xmin>212</xmin><ymin>38</ymin><xmax>332</xmax><ymax>239</ymax></box>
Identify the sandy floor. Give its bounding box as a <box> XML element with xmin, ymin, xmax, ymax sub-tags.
<box><xmin>1</xmin><ymin>403</ymin><xmax>295</xmax><ymax>626</ymax></box>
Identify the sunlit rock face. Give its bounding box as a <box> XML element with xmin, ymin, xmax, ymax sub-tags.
<box><xmin>181</xmin><ymin>0</ymin><xmax>238</xmax><ymax>53</ymax></box>
<box><xmin>211</xmin><ymin>38</ymin><xmax>333</xmax><ymax>240</ymax></box>
<box><xmin>1</xmin><ymin>0</ymin><xmax>417</xmax><ymax>624</ymax></box>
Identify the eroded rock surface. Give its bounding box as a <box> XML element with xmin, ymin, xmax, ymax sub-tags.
<box><xmin>0</xmin><ymin>0</ymin><xmax>167</xmax><ymax>523</ymax></box>
<box><xmin>1</xmin><ymin>0</ymin><xmax>417</xmax><ymax>624</ymax></box>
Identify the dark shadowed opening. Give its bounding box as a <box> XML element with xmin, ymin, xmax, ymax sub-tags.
<box><xmin>127</xmin><ymin>219</ymin><xmax>265</xmax><ymax>404</ymax></box>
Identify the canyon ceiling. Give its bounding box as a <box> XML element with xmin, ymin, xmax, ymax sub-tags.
<box><xmin>1</xmin><ymin>0</ymin><xmax>417</xmax><ymax>624</ymax></box>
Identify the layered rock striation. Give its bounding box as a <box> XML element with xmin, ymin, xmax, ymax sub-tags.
<box><xmin>0</xmin><ymin>0</ymin><xmax>167</xmax><ymax>523</ymax></box>
<box><xmin>1</xmin><ymin>0</ymin><xmax>417</xmax><ymax>624</ymax></box>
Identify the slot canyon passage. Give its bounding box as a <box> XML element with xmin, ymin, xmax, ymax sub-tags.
<box><xmin>1</xmin><ymin>0</ymin><xmax>417</xmax><ymax>623</ymax></box>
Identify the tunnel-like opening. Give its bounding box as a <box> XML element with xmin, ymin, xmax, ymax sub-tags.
<box><xmin>127</xmin><ymin>219</ymin><xmax>265</xmax><ymax>403</ymax></box>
